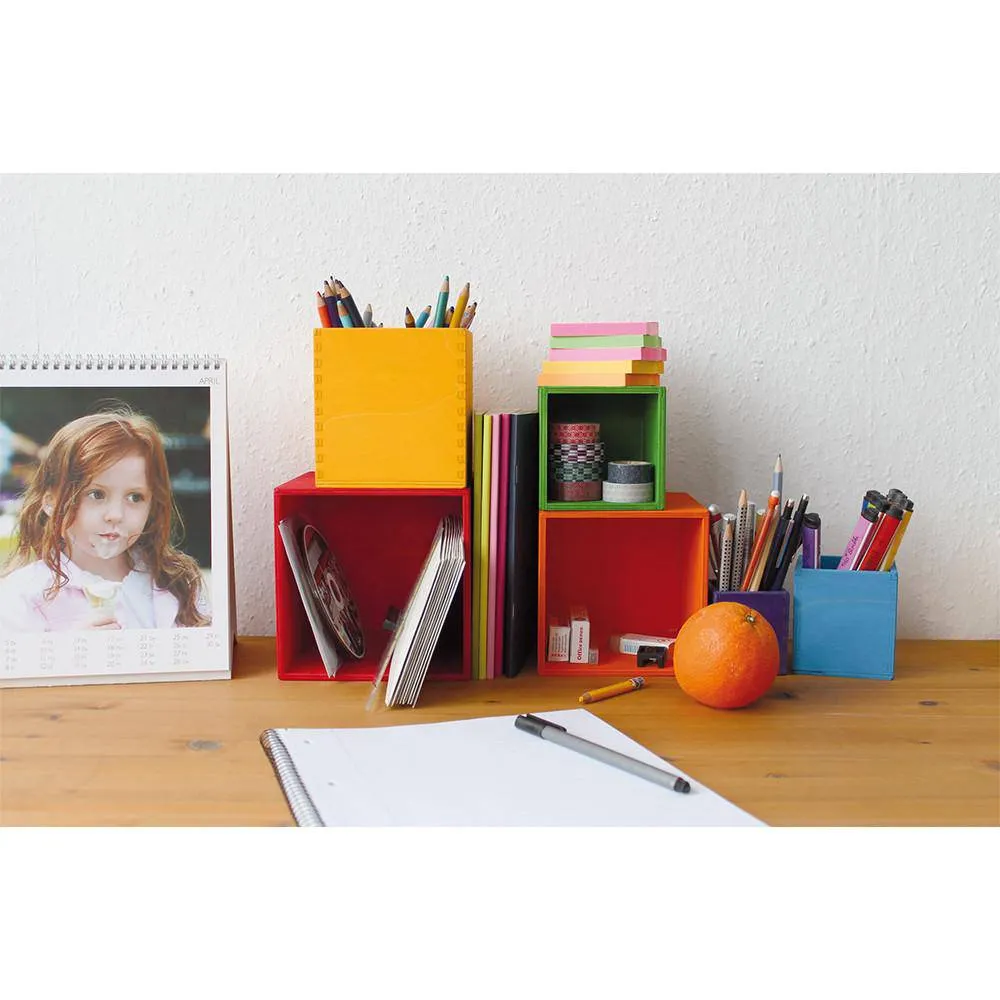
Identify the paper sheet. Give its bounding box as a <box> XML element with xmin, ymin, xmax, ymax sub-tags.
<box><xmin>267</xmin><ymin>708</ymin><xmax>763</xmax><ymax>826</ymax></box>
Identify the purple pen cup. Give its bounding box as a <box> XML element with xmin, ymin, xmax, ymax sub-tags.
<box><xmin>801</xmin><ymin>513</ymin><xmax>821</xmax><ymax>569</ymax></box>
<box><xmin>710</xmin><ymin>586</ymin><xmax>791</xmax><ymax>675</ymax></box>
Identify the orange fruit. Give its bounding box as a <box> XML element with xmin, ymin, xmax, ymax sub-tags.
<box><xmin>673</xmin><ymin>602</ymin><xmax>779</xmax><ymax>709</ymax></box>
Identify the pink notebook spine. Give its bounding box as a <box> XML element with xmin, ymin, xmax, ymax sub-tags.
<box><xmin>550</xmin><ymin>322</ymin><xmax>659</xmax><ymax>337</ymax></box>
<box><xmin>485</xmin><ymin>415</ymin><xmax>501</xmax><ymax>679</ymax></box>
<box><xmin>547</xmin><ymin>347</ymin><xmax>668</xmax><ymax>361</ymax></box>
<box><xmin>493</xmin><ymin>414</ymin><xmax>511</xmax><ymax>679</ymax></box>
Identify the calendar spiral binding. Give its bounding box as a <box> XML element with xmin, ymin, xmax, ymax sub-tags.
<box><xmin>259</xmin><ymin>730</ymin><xmax>323</xmax><ymax>827</ymax></box>
<box><xmin>0</xmin><ymin>354</ymin><xmax>223</xmax><ymax>371</ymax></box>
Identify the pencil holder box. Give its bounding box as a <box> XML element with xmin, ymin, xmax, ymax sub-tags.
<box><xmin>538</xmin><ymin>386</ymin><xmax>666</xmax><ymax>511</ymax></box>
<box><xmin>314</xmin><ymin>327</ymin><xmax>472</xmax><ymax>488</ymax></box>
<box><xmin>792</xmin><ymin>555</ymin><xmax>897</xmax><ymax>679</ymax></box>
<box><xmin>710</xmin><ymin>587</ymin><xmax>790</xmax><ymax>676</ymax></box>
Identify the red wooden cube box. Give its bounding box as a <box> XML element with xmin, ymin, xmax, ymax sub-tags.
<box><xmin>537</xmin><ymin>492</ymin><xmax>709</xmax><ymax>677</ymax></box>
<box><xmin>274</xmin><ymin>473</ymin><xmax>472</xmax><ymax>681</ymax></box>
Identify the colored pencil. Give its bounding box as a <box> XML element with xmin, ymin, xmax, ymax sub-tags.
<box><xmin>415</xmin><ymin>305</ymin><xmax>431</xmax><ymax>328</ymax></box>
<box><xmin>404</xmin><ymin>307</ymin><xmax>416</xmax><ymax>328</ymax></box>
<box><xmin>362</xmin><ymin>303</ymin><xmax>373</xmax><ymax>328</ymax></box>
<box><xmin>747</xmin><ymin>509</ymin><xmax>779</xmax><ymax>591</ymax></box>
<box><xmin>741</xmin><ymin>491</ymin><xmax>779</xmax><ymax>590</ymax></box>
<box><xmin>731</xmin><ymin>489</ymin><xmax>749</xmax><ymax>590</ymax></box>
<box><xmin>336</xmin><ymin>299</ymin><xmax>353</xmax><ymax>327</ymax></box>
<box><xmin>334</xmin><ymin>279</ymin><xmax>364</xmax><ymax>328</ymax></box>
<box><xmin>316</xmin><ymin>291</ymin><xmax>332</xmax><ymax>328</ymax></box>
<box><xmin>450</xmin><ymin>281</ymin><xmax>470</xmax><ymax>328</ymax></box>
<box><xmin>760</xmin><ymin>499</ymin><xmax>794</xmax><ymax>591</ymax></box>
<box><xmin>461</xmin><ymin>301</ymin><xmax>477</xmax><ymax>329</ymax></box>
<box><xmin>445</xmin><ymin>305</ymin><xmax>454</xmax><ymax>327</ymax></box>
<box><xmin>322</xmin><ymin>280</ymin><xmax>341</xmax><ymax>327</ymax></box>
<box><xmin>432</xmin><ymin>275</ymin><xmax>450</xmax><ymax>327</ymax></box>
<box><xmin>719</xmin><ymin>515</ymin><xmax>735</xmax><ymax>591</ymax></box>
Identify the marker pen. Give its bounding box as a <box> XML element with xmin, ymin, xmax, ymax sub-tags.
<box><xmin>858</xmin><ymin>503</ymin><xmax>905</xmax><ymax>571</ymax></box>
<box><xmin>880</xmin><ymin>496</ymin><xmax>914</xmax><ymax>570</ymax></box>
<box><xmin>850</xmin><ymin>492</ymin><xmax>889</xmax><ymax>569</ymax></box>
<box><xmin>838</xmin><ymin>500</ymin><xmax>882</xmax><ymax>570</ymax></box>
<box><xmin>801</xmin><ymin>513</ymin><xmax>821</xmax><ymax>569</ymax></box>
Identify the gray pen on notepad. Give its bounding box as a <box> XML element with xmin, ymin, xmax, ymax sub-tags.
<box><xmin>514</xmin><ymin>713</ymin><xmax>691</xmax><ymax>794</ymax></box>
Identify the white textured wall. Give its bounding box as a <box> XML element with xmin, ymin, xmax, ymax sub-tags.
<box><xmin>1</xmin><ymin>174</ymin><xmax>997</xmax><ymax>639</ymax></box>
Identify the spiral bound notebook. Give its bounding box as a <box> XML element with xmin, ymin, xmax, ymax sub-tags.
<box><xmin>0</xmin><ymin>354</ymin><xmax>233</xmax><ymax>686</ymax></box>
<box><xmin>259</xmin><ymin>709</ymin><xmax>763</xmax><ymax>826</ymax></box>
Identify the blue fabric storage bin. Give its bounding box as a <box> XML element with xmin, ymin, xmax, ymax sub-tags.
<box><xmin>792</xmin><ymin>555</ymin><xmax>897</xmax><ymax>679</ymax></box>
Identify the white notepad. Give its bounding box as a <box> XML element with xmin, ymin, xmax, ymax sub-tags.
<box><xmin>260</xmin><ymin>708</ymin><xmax>763</xmax><ymax>826</ymax></box>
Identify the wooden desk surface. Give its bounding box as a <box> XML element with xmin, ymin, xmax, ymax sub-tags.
<box><xmin>1</xmin><ymin>638</ymin><xmax>997</xmax><ymax>826</ymax></box>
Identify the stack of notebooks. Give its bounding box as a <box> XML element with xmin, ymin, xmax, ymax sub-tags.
<box><xmin>371</xmin><ymin>514</ymin><xmax>465</xmax><ymax>707</ymax></box>
<box><xmin>538</xmin><ymin>322</ymin><xmax>666</xmax><ymax>387</ymax></box>
<box><xmin>472</xmin><ymin>411</ymin><xmax>539</xmax><ymax>678</ymax></box>
<box><xmin>280</xmin><ymin>512</ymin><xmax>465</xmax><ymax>708</ymax></box>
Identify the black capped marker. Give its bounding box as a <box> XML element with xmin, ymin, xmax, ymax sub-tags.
<box><xmin>514</xmin><ymin>713</ymin><xmax>691</xmax><ymax>794</ymax></box>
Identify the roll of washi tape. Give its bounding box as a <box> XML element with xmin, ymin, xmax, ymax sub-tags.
<box><xmin>552</xmin><ymin>459</ymin><xmax>605</xmax><ymax>474</ymax></box>
<box><xmin>551</xmin><ymin>422</ymin><xmax>600</xmax><ymax>444</ymax></box>
<box><xmin>553</xmin><ymin>466</ymin><xmax>605</xmax><ymax>482</ymax></box>
<box><xmin>549</xmin><ymin>442</ymin><xmax>605</xmax><ymax>460</ymax></box>
<box><xmin>555</xmin><ymin>480</ymin><xmax>602</xmax><ymax>502</ymax></box>
<box><xmin>606</xmin><ymin>460</ymin><xmax>654</xmax><ymax>484</ymax></box>
<box><xmin>602</xmin><ymin>480</ymin><xmax>654</xmax><ymax>503</ymax></box>
<box><xmin>549</xmin><ymin>441</ymin><xmax>604</xmax><ymax>455</ymax></box>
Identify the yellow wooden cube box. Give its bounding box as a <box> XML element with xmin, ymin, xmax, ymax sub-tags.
<box><xmin>313</xmin><ymin>327</ymin><xmax>472</xmax><ymax>488</ymax></box>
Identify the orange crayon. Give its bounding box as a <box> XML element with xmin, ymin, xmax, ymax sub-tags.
<box><xmin>579</xmin><ymin>676</ymin><xmax>645</xmax><ymax>704</ymax></box>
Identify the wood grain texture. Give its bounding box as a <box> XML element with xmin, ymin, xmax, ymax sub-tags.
<box><xmin>1</xmin><ymin>638</ymin><xmax>997</xmax><ymax>826</ymax></box>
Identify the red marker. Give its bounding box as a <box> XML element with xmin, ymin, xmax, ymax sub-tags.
<box><xmin>857</xmin><ymin>503</ymin><xmax>904</xmax><ymax>571</ymax></box>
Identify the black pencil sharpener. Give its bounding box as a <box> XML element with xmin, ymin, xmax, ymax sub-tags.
<box><xmin>636</xmin><ymin>645</ymin><xmax>666</xmax><ymax>669</ymax></box>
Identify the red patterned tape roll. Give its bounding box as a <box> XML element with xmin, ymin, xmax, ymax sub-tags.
<box><xmin>551</xmin><ymin>422</ymin><xmax>600</xmax><ymax>444</ymax></box>
<box><xmin>555</xmin><ymin>479</ymin><xmax>602</xmax><ymax>501</ymax></box>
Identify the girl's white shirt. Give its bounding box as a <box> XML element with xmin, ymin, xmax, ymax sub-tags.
<box><xmin>0</xmin><ymin>555</ymin><xmax>191</xmax><ymax>631</ymax></box>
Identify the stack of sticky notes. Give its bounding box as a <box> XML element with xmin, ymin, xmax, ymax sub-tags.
<box><xmin>538</xmin><ymin>322</ymin><xmax>665</xmax><ymax>386</ymax></box>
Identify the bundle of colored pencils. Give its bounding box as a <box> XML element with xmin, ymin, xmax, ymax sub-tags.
<box><xmin>710</xmin><ymin>455</ymin><xmax>814</xmax><ymax>593</ymax></box>
<box><xmin>315</xmin><ymin>274</ymin><xmax>477</xmax><ymax>330</ymax></box>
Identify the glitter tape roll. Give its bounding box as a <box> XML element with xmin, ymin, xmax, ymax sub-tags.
<box><xmin>602</xmin><ymin>480</ymin><xmax>655</xmax><ymax>503</ymax></box>
<box><xmin>551</xmin><ymin>422</ymin><xmax>600</xmax><ymax>444</ymax></box>
<box><xmin>606</xmin><ymin>460</ymin><xmax>654</xmax><ymax>484</ymax></box>
<box><xmin>555</xmin><ymin>480</ymin><xmax>602</xmax><ymax>502</ymax></box>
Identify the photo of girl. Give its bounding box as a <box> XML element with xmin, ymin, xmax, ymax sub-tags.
<box><xmin>0</xmin><ymin>409</ymin><xmax>211</xmax><ymax>631</ymax></box>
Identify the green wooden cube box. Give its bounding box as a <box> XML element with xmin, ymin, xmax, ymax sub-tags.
<box><xmin>538</xmin><ymin>386</ymin><xmax>666</xmax><ymax>511</ymax></box>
